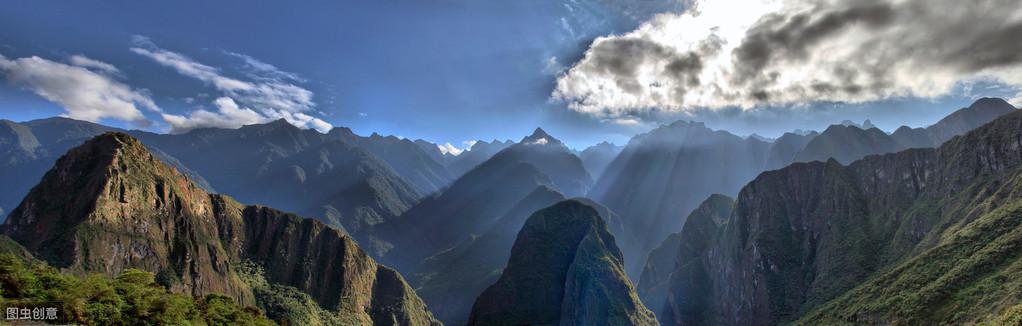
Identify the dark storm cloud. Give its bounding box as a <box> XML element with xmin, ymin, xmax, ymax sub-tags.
<box><xmin>554</xmin><ymin>0</ymin><xmax>1022</xmax><ymax>118</ymax></box>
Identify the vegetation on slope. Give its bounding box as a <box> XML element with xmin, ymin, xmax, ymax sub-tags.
<box><xmin>0</xmin><ymin>253</ymin><xmax>272</xmax><ymax>325</ymax></box>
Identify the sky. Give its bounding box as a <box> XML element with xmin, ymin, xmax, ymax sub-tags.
<box><xmin>1</xmin><ymin>0</ymin><xmax>1020</xmax><ymax>149</ymax></box>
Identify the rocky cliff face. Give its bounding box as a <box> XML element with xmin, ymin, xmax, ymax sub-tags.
<box><xmin>661</xmin><ymin>109</ymin><xmax>1022</xmax><ymax>325</ymax></box>
<box><xmin>132</xmin><ymin>120</ymin><xmax>422</xmax><ymax>252</ymax></box>
<box><xmin>2</xmin><ymin>132</ymin><xmax>440</xmax><ymax>325</ymax></box>
<box><xmin>637</xmin><ymin>194</ymin><xmax>732</xmax><ymax>324</ymax></box>
<box><xmin>414</xmin><ymin>186</ymin><xmax>566</xmax><ymax>325</ymax></box>
<box><xmin>590</xmin><ymin>120</ymin><xmax>771</xmax><ymax>278</ymax></box>
<box><xmin>467</xmin><ymin>200</ymin><xmax>657</xmax><ymax>326</ymax></box>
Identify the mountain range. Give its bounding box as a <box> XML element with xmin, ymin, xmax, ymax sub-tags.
<box><xmin>0</xmin><ymin>97</ymin><xmax>1018</xmax><ymax>325</ymax></box>
<box><xmin>647</xmin><ymin>106</ymin><xmax>1022</xmax><ymax>325</ymax></box>
<box><xmin>1</xmin><ymin>132</ymin><xmax>440</xmax><ymax>325</ymax></box>
<box><xmin>590</xmin><ymin>97</ymin><xmax>1016</xmax><ymax>279</ymax></box>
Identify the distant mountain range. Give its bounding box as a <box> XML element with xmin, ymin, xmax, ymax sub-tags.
<box><xmin>648</xmin><ymin>105</ymin><xmax>1022</xmax><ymax>325</ymax></box>
<box><xmin>0</xmin><ymin>97</ymin><xmax>1017</xmax><ymax>325</ymax></box>
<box><xmin>590</xmin><ymin>97</ymin><xmax>1016</xmax><ymax>280</ymax></box>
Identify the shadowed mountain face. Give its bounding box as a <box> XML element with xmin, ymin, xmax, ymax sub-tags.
<box><xmin>591</xmin><ymin>98</ymin><xmax>1016</xmax><ymax>282</ymax></box>
<box><xmin>799</xmin><ymin>97</ymin><xmax>1017</xmax><ymax>165</ymax></box>
<box><xmin>131</xmin><ymin>121</ymin><xmax>421</xmax><ymax>248</ymax></box>
<box><xmin>376</xmin><ymin>128</ymin><xmax>591</xmax><ymax>272</ymax></box>
<box><xmin>794</xmin><ymin>124</ymin><xmax>902</xmax><ymax>165</ymax></box>
<box><xmin>590</xmin><ymin>120</ymin><xmax>771</xmax><ymax>278</ymax></box>
<box><xmin>467</xmin><ymin>200</ymin><xmax>658</xmax><ymax>326</ymax></box>
<box><xmin>764</xmin><ymin>131</ymin><xmax>819</xmax><ymax>170</ymax></box>
<box><xmin>637</xmin><ymin>194</ymin><xmax>733</xmax><ymax>324</ymax></box>
<box><xmin>579</xmin><ymin>141</ymin><xmax>624</xmax><ymax>180</ymax></box>
<box><xmin>413</xmin><ymin>186</ymin><xmax>566</xmax><ymax>325</ymax></box>
<box><xmin>445</xmin><ymin>139</ymin><xmax>515</xmax><ymax>179</ymax></box>
<box><xmin>660</xmin><ymin>109</ymin><xmax>1022</xmax><ymax>325</ymax></box>
<box><xmin>328</xmin><ymin>128</ymin><xmax>454</xmax><ymax>195</ymax></box>
<box><xmin>1</xmin><ymin>133</ymin><xmax>440</xmax><ymax>325</ymax></box>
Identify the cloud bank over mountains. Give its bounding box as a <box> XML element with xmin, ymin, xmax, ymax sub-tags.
<box><xmin>130</xmin><ymin>37</ymin><xmax>331</xmax><ymax>133</ymax></box>
<box><xmin>553</xmin><ymin>0</ymin><xmax>1022</xmax><ymax>120</ymax></box>
<box><xmin>0</xmin><ymin>36</ymin><xmax>332</xmax><ymax>133</ymax></box>
<box><xmin>0</xmin><ymin>54</ymin><xmax>158</xmax><ymax>126</ymax></box>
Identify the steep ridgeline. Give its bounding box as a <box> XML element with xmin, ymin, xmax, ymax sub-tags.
<box><xmin>445</xmin><ymin>139</ymin><xmax>514</xmax><ymax>179</ymax></box>
<box><xmin>2</xmin><ymin>133</ymin><xmax>440</xmax><ymax>325</ymax></box>
<box><xmin>131</xmin><ymin>120</ymin><xmax>421</xmax><ymax>252</ymax></box>
<box><xmin>467</xmin><ymin>200</ymin><xmax>658</xmax><ymax>326</ymax></box>
<box><xmin>793</xmin><ymin>124</ymin><xmax>902</xmax><ymax>164</ymax></box>
<box><xmin>763</xmin><ymin>131</ymin><xmax>818</xmax><ymax>170</ymax></box>
<box><xmin>591</xmin><ymin>120</ymin><xmax>771</xmax><ymax>278</ymax></box>
<box><xmin>637</xmin><ymin>194</ymin><xmax>732</xmax><ymax>324</ymax></box>
<box><xmin>328</xmin><ymin>128</ymin><xmax>453</xmax><ymax>195</ymax></box>
<box><xmin>0</xmin><ymin>117</ymin><xmax>212</xmax><ymax>221</ymax></box>
<box><xmin>377</xmin><ymin>128</ymin><xmax>592</xmax><ymax>272</ymax></box>
<box><xmin>661</xmin><ymin>109</ymin><xmax>1022</xmax><ymax>325</ymax></box>
<box><xmin>413</xmin><ymin>139</ymin><xmax>456</xmax><ymax>166</ymax></box>
<box><xmin>579</xmin><ymin>141</ymin><xmax>624</xmax><ymax>180</ymax></box>
<box><xmin>796</xmin><ymin>97</ymin><xmax>1016</xmax><ymax>165</ymax></box>
<box><xmin>414</xmin><ymin>186</ymin><xmax>566</xmax><ymax>325</ymax></box>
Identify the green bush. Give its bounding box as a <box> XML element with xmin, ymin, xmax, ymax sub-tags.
<box><xmin>0</xmin><ymin>254</ymin><xmax>273</xmax><ymax>325</ymax></box>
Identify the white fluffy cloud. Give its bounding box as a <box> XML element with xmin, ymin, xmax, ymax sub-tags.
<box><xmin>162</xmin><ymin>97</ymin><xmax>332</xmax><ymax>133</ymax></box>
<box><xmin>0</xmin><ymin>54</ymin><xmax>157</xmax><ymax>125</ymax></box>
<box><xmin>161</xmin><ymin>97</ymin><xmax>265</xmax><ymax>132</ymax></box>
<box><xmin>130</xmin><ymin>37</ymin><xmax>331</xmax><ymax>133</ymax></box>
<box><xmin>554</xmin><ymin>0</ymin><xmax>1022</xmax><ymax>119</ymax></box>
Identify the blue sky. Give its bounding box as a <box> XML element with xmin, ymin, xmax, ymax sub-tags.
<box><xmin>1</xmin><ymin>0</ymin><xmax>1019</xmax><ymax>149</ymax></box>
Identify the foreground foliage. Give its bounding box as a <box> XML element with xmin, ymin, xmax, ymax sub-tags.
<box><xmin>0</xmin><ymin>254</ymin><xmax>273</xmax><ymax>325</ymax></box>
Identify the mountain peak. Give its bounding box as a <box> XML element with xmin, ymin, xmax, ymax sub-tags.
<box><xmin>521</xmin><ymin>127</ymin><xmax>562</xmax><ymax>146</ymax></box>
<box><xmin>468</xmin><ymin>200</ymin><xmax>657</xmax><ymax>325</ymax></box>
<box><xmin>969</xmin><ymin>97</ymin><xmax>1015</xmax><ymax>111</ymax></box>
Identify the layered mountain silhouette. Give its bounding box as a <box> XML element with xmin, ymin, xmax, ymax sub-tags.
<box><xmin>132</xmin><ymin>121</ymin><xmax>420</xmax><ymax>249</ymax></box>
<box><xmin>445</xmin><ymin>139</ymin><xmax>514</xmax><ymax>179</ymax></box>
<box><xmin>467</xmin><ymin>200</ymin><xmax>657</xmax><ymax>326</ymax></box>
<box><xmin>654</xmin><ymin>108</ymin><xmax>1022</xmax><ymax>325</ymax></box>
<box><xmin>414</xmin><ymin>186</ymin><xmax>566</xmax><ymax>324</ymax></box>
<box><xmin>636</xmin><ymin>194</ymin><xmax>733</xmax><ymax>324</ymax></box>
<box><xmin>591</xmin><ymin>98</ymin><xmax>1016</xmax><ymax>281</ymax></box>
<box><xmin>796</xmin><ymin>97</ymin><xmax>1017</xmax><ymax>165</ymax></box>
<box><xmin>1</xmin><ymin>132</ymin><xmax>440</xmax><ymax>325</ymax></box>
<box><xmin>328</xmin><ymin>128</ymin><xmax>454</xmax><ymax>195</ymax></box>
<box><xmin>579</xmin><ymin>141</ymin><xmax>624</xmax><ymax>180</ymax></box>
<box><xmin>590</xmin><ymin>120</ymin><xmax>771</xmax><ymax>278</ymax></box>
<box><xmin>376</xmin><ymin>128</ymin><xmax>592</xmax><ymax>272</ymax></box>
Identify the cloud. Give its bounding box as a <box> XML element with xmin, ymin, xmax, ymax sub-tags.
<box><xmin>131</xmin><ymin>38</ymin><xmax>315</xmax><ymax>114</ymax></box>
<box><xmin>69</xmin><ymin>55</ymin><xmax>121</xmax><ymax>75</ymax></box>
<box><xmin>130</xmin><ymin>37</ymin><xmax>332</xmax><ymax>132</ymax></box>
<box><xmin>223</xmin><ymin>51</ymin><xmax>305</xmax><ymax>83</ymax></box>
<box><xmin>0</xmin><ymin>54</ymin><xmax>157</xmax><ymax>125</ymax></box>
<box><xmin>161</xmin><ymin>97</ymin><xmax>265</xmax><ymax>133</ymax></box>
<box><xmin>437</xmin><ymin>142</ymin><xmax>466</xmax><ymax>156</ymax></box>
<box><xmin>553</xmin><ymin>0</ymin><xmax>1022</xmax><ymax>119</ymax></box>
<box><xmin>162</xmin><ymin>97</ymin><xmax>332</xmax><ymax>133</ymax></box>
<box><xmin>542</xmin><ymin>56</ymin><xmax>566</xmax><ymax>75</ymax></box>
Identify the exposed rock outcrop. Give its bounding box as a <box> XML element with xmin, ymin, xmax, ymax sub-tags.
<box><xmin>2</xmin><ymin>132</ymin><xmax>440</xmax><ymax>325</ymax></box>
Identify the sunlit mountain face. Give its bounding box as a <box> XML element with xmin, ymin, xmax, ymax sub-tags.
<box><xmin>3</xmin><ymin>1</ymin><xmax>1022</xmax><ymax>325</ymax></box>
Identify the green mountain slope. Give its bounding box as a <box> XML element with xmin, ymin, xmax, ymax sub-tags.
<box><xmin>466</xmin><ymin>200</ymin><xmax>657</xmax><ymax>326</ymax></box>
<box><xmin>1</xmin><ymin>132</ymin><xmax>440</xmax><ymax>325</ymax></box>
<box><xmin>658</xmin><ymin>107</ymin><xmax>1022</xmax><ymax>325</ymax></box>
